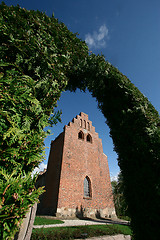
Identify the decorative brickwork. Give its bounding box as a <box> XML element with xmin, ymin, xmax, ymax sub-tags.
<box><xmin>37</xmin><ymin>112</ymin><xmax>116</xmax><ymax>218</ymax></box>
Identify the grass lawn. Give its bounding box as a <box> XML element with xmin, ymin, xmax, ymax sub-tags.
<box><xmin>34</xmin><ymin>216</ymin><xmax>64</xmax><ymax>225</ymax></box>
<box><xmin>31</xmin><ymin>224</ymin><xmax>132</xmax><ymax>240</ymax></box>
<box><xmin>117</xmin><ymin>216</ymin><xmax>131</xmax><ymax>221</ymax></box>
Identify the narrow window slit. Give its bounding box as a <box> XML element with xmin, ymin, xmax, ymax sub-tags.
<box><xmin>78</xmin><ymin>131</ymin><xmax>84</xmax><ymax>140</ymax></box>
<box><xmin>86</xmin><ymin>134</ymin><xmax>92</xmax><ymax>143</ymax></box>
<box><xmin>84</xmin><ymin>176</ymin><xmax>92</xmax><ymax>198</ymax></box>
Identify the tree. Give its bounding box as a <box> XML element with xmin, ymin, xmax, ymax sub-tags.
<box><xmin>112</xmin><ymin>172</ymin><xmax>129</xmax><ymax>218</ymax></box>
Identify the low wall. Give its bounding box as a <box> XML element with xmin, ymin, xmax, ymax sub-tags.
<box><xmin>56</xmin><ymin>207</ymin><xmax>116</xmax><ymax>219</ymax></box>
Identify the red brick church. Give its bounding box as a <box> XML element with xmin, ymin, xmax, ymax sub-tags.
<box><xmin>37</xmin><ymin>112</ymin><xmax>116</xmax><ymax>218</ymax></box>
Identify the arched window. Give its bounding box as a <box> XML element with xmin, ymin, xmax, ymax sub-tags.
<box><xmin>84</xmin><ymin>176</ymin><xmax>92</xmax><ymax>198</ymax></box>
<box><xmin>86</xmin><ymin>134</ymin><xmax>92</xmax><ymax>143</ymax></box>
<box><xmin>80</xmin><ymin>119</ymin><xmax>82</xmax><ymax>127</ymax></box>
<box><xmin>88</xmin><ymin>122</ymin><xmax>90</xmax><ymax>131</ymax></box>
<box><xmin>78</xmin><ymin>131</ymin><xmax>84</xmax><ymax>140</ymax></box>
<box><xmin>84</xmin><ymin>120</ymin><xmax>86</xmax><ymax>129</ymax></box>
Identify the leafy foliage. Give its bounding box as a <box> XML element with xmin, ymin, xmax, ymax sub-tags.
<box><xmin>112</xmin><ymin>172</ymin><xmax>129</xmax><ymax>217</ymax></box>
<box><xmin>67</xmin><ymin>54</ymin><xmax>160</xmax><ymax>240</ymax></box>
<box><xmin>0</xmin><ymin>2</ymin><xmax>88</xmax><ymax>239</ymax></box>
<box><xmin>31</xmin><ymin>224</ymin><xmax>132</xmax><ymax>240</ymax></box>
<box><xmin>0</xmin><ymin>168</ymin><xmax>43</xmax><ymax>240</ymax></box>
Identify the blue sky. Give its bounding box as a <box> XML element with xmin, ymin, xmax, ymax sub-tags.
<box><xmin>3</xmin><ymin>0</ymin><xmax>160</xmax><ymax>180</ymax></box>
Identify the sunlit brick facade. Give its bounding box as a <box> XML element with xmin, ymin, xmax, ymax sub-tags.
<box><xmin>37</xmin><ymin>112</ymin><xmax>116</xmax><ymax>218</ymax></box>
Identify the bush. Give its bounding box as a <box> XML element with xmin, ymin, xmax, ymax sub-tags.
<box><xmin>67</xmin><ymin>54</ymin><xmax>160</xmax><ymax>239</ymax></box>
<box><xmin>31</xmin><ymin>224</ymin><xmax>132</xmax><ymax>240</ymax></box>
<box><xmin>0</xmin><ymin>2</ymin><xmax>88</xmax><ymax>239</ymax></box>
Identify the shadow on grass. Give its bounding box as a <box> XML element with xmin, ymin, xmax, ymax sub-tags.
<box><xmin>75</xmin><ymin>206</ymin><xmax>130</xmax><ymax>226</ymax></box>
<box><xmin>31</xmin><ymin>224</ymin><xmax>132</xmax><ymax>240</ymax></box>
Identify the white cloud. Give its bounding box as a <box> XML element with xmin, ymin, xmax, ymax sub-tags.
<box><xmin>85</xmin><ymin>24</ymin><xmax>109</xmax><ymax>49</ymax></box>
<box><xmin>110</xmin><ymin>172</ymin><xmax>120</xmax><ymax>182</ymax></box>
<box><xmin>32</xmin><ymin>162</ymin><xmax>47</xmax><ymax>176</ymax></box>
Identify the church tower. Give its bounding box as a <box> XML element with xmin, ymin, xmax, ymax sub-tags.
<box><xmin>37</xmin><ymin>112</ymin><xmax>116</xmax><ymax>218</ymax></box>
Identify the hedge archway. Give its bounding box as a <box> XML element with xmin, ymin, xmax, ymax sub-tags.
<box><xmin>0</xmin><ymin>3</ymin><xmax>160</xmax><ymax>240</ymax></box>
<box><xmin>66</xmin><ymin>54</ymin><xmax>160</xmax><ymax>239</ymax></box>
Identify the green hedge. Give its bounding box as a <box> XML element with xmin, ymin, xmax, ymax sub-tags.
<box><xmin>67</xmin><ymin>54</ymin><xmax>160</xmax><ymax>240</ymax></box>
<box><xmin>0</xmin><ymin>3</ymin><xmax>88</xmax><ymax>239</ymax></box>
<box><xmin>0</xmin><ymin>2</ymin><xmax>160</xmax><ymax>240</ymax></box>
<box><xmin>31</xmin><ymin>224</ymin><xmax>132</xmax><ymax>240</ymax></box>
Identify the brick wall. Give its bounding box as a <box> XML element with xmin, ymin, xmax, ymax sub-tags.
<box><xmin>37</xmin><ymin>112</ymin><xmax>116</xmax><ymax>218</ymax></box>
<box><xmin>37</xmin><ymin>132</ymin><xmax>64</xmax><ymax>215</ymax></box>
